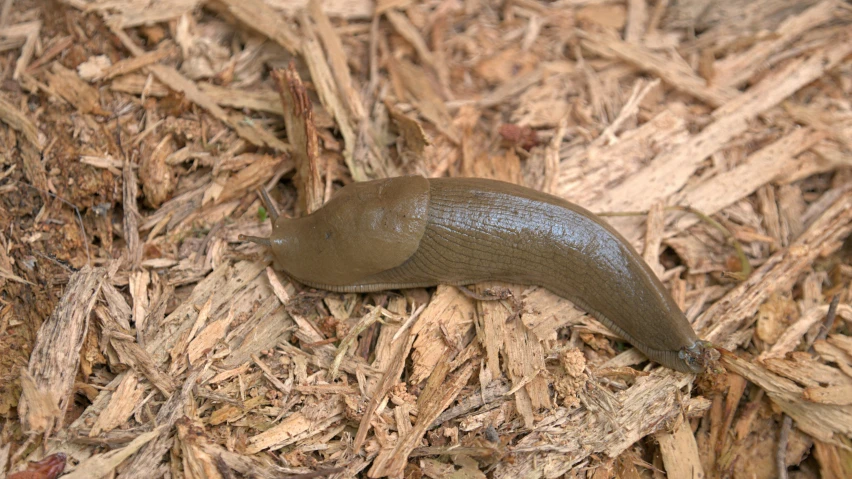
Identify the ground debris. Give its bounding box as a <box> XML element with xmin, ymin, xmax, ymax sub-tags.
<box><xmin>1</xmin><ymin>1</ymin><xmax>851</xmax><ymax>478</ymax></box>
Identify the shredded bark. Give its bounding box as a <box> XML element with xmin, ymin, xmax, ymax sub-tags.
<box><xmin>2</xmin><ymin>1</ymin><xmax>852</xmax><ymax>478</ymax></box>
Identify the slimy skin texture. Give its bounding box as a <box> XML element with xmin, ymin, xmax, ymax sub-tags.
<box><xmin>247</xmin><ymin>176</ymin><xmax>714</xmax><ymax>373</ymax></box>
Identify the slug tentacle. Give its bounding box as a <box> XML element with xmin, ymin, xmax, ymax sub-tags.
<box><xmin>257</xmin><ymin>187</ymin><xmax>280</xmax><ymax>220</ymax></box>
<box><xmin>239</xmin><ymin>234</ymin><xmax>272</xmax><ymax>247</ymax></box>
<box><xmin>247</xmin><ymin>175</ymin><xmax>715</xmax><ymax>373</ymax></box>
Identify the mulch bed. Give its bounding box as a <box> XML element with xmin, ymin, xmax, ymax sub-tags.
<box><xmin>1</xmin><ymin>0</ymin><xmax>851</xmax><ymax>478</ymax></box>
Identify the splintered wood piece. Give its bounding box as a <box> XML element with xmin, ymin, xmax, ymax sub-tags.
<box><xmin>45</xmin><ymin>63</ymin><xmax>108</xmax><ymax>115</ymax></box>
<box><xmin>298</xmin><ymin>11</ymin><xmax>368</xmax><ymax>181</ymax></box>
<box><xmin>19</xmin><ymin>266</ymin><xmax>104</xmax><ymax>435</ymax></box>
<box><xmin>273</xmin><ymin>64</ymin><xmax>324</xmax><ymax>214</ymax></box>
<box><xmin>698</xmin><ymin>189</ymin><xmax>852</xmax><ymax>343</ymax></box>
<box><xmin>89</xmin><ymin>372</ymin><xmax>146</xmax><ymax>437</ymax></box>
<box><xmin>59</xmin><ymin>427</ymin><xmax>164</xmax><ymax>479</ymax></box>
<box><xmin>667</xmin><ymin>127</ymin><xmax>826</xmax><ymax>234</ymax></box>
<box><xmin>577</xmin><ymin>28</ymin><xmax>736</xmax><ymax>107</ymax></box>
<box><xmin>491</xmin><ymin>370</ymin><xmax>708</xmax><ymax>478</ymax></box>
<box><xmin>353</xmin><ymin>328</ymin><xmax>416</xmax><ymax>451</ymax></box>
<box><xmin>721</xmin><ymin>352</ymin><xmax>852</xmax><ymax>443</ymax></box>
<box><xmin>246</xmin><ymin>399</ymin><xmax>345</xmax><ymax>454</ymax></box>
<box><xmin>599</xmin><ymin>37</ymin><xmax>852</xmax><ymax>220</ymax></box>
<box><xmin>714</xmin><ymin>0</ymin><xmax>840</xmax><ymax>87</ymax></box>
<box><xmin>369</xmin><ymin>356</ymin><xmax>478</xmax><ymax>477</ymax></box>
<box><xmin>656</xmin><ymin>413</ymin><xmax>705</xmax><ymax>478</ymax></box>
<box><xmin>0</xmin><ymin>20</ymin><xmax>41</xmax><ymax>80</ymax></box>
<box><xmin>208</xmin><ymin>0</ymin><xmax>300</xmax><ymax>54</ymax></box>
<box><xmin>0</xmin><ymin>92</ymin><xmax>39</xmax><ymax>146</ymax></box>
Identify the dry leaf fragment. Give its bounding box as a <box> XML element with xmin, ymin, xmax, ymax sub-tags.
<box><xmin>498</xmin><ymin>124</ymin><xmax>539</xmax><ymax>150</ymax></box>
<box><xmin>7</xmin><ymin>453</ymin><xmax>67</xmax><ymax>479</ymax></box>
<box><xmin>389</xmin><ymin>104</ymin><xmax>431</xmax><ymax>155</ymax></box>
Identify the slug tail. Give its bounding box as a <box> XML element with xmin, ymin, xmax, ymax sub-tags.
<box><xmin>239</xmin><ymin>234</ymin><xmax>272</xmax><ymax>247</ymax></box>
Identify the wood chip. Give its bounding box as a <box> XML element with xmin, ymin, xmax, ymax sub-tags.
<box><xmin>18</xmin><ymin>267</ymin><xmax>104</xmax><ymax>434</ymax></box>
<box><xmin>722</xmin><ymin>353</ymin><xmax>852</xmax><ymax>443</ymax></box>
<box><xmin>6</xmin><ymin>2</ymin><xmax>852</xmax><ymax>477</ymax></box>
<box><xmin>273</xmin><ymin>64</ymin><xmax>323</xmax><ymax>214</ymax></box>
<box><xmin>698</xmin><ymin>189</ymin><xmax>852</xmax><ymax>345</ymax></box>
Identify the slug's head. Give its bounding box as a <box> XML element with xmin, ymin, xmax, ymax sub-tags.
<box><xmin>239</xmin><ymin>216</ymin><xmax>307</xmax><ymax>274</ymax></box>
<box><xmin>239</xmin><ymin>213</ymin><xmax>354</xmax><ymax>285</ymax></box>
<box><xmin>677</xmin><ymin>340</ymin><xmax>720</xmax><ymax>373</ymax></box>
<box><xmin>240</xmin><ymin>176</ymin><xmax>431</xmax><ymax>287</ymax></box>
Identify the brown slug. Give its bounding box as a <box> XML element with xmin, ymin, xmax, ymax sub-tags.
<box><xmin>242</xmin><ymin>176</ymin><xmax>715</xmax><ymax>373</ymax></box>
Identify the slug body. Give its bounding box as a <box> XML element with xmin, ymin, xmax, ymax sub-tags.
<box><xmin>250</xmin><ymin>176</ymin><xmax>712</xmax><ymax>373</ymax></box>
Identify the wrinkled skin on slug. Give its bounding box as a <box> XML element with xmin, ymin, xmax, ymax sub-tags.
<box><xmin>258</xmin><ymin>175</ymin><xmax>714</xmax><ymax>373</ymax></box>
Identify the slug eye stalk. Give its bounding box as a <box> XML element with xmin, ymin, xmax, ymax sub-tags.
<box><xmin>239</xmin><ymin>234</ymin><xmax>271</xmax><ymax>247</ymax></box>
<box><xmin>256</xmin><ymin>187</ymin><xmax>280</xmax><ymax>220</ymax></box>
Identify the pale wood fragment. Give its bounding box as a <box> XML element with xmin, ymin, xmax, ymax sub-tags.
<box><xmin>722</xmin><ymin>353</ymin><xmax>852</xmax><ymax>443</ymax></box>
<box><xmin>0</xmin><ymin>92</ymin><xmax>39</xmax><ymax>146</ymax></box>
<box><xmin>624</xmin><ymin>0</ymin><xmax>648</xmax><ymax>43</ymax></box>
<box><xmin>656</xmin><ymin>413</ymin><xmax>705</xmax><ymax>479</ymax></box>
<box><xmin>2</xmin><ymin>20</ymin><xmax>40</xmax><ymax>79</ymax></box>
<box><xmin>669</xmin><ymin>128</ymin><xmax>824</xmax><ymax>235</ymax></box>
<box><xmin>803</xmin><ymin>384</ymin><xmax>852</xmax><ymax>405</ymax></box>
<box><xmin>128</xmin><ymin>271</ymin><xmax>150</xmax><ymax>335</ymax></box>
<box><xmin>600</xmin><ymin>38</ymin><xmax>852</xmax><ymax>220</ymax></box>
<box><xmin>385</xmin><ymin>9</ymin><xmax>439</xmax><ymax>79</ymax></box>
<box><xmin>578</xmin><ymin>28</ymin><xmax>735</xmax><ymax>107</ymax></box>
<box><xmin>763</xmin><ymin>355</ymin><xmax>852</xmax><ymax>388</ymax></box>
<box><xmin>102</xmin><ymin>281</ymin><xmax>133</xmax><ymax>331</ymax></box>
<box><xmin>93</xmin><ymin>44</ymin><xmax>175</xmax><ymax>81</ymax></box>
<box><xmin>247</xmin><ymin>399</ymin><xmax>344</xmax><ymax>453</ymax></box>
<box><xmin>643</xmin><ymin>201</ymin><xmax>666</xmax><ymax>278</ymax></box>
<box><xmin>409</xmin><ymin>285</ymin><xmax>475</xmax><ymax>384</ymax></box>
<box><xmin>298</xmin><ymin>11</ymin><xmax>368</xmax><ymax>180</ymax></box>
<box><xmin>187</xmin><ymin>312</ymin><xmax>233</xmax><ymax>365</ymax></box>
<box><xmin>761</xmin><ymin>304</ymin><xmax>852</xmax><ymax>360</ymax></box>
<box><xmin>45</xmin><ymin>64</ymin><xmax>107</xmax><ymax>115</ymax></box>
<box><xmin>60</xmin><ymin>427</ymin><xmax>164</xmax><ymax>479</ymax></box>
<box><xmin>19</xmin><ymin>267</ymin><xmax>104</xmax><ymax>434</ymax></box>
<box><xmin>208</xmin><ymin>0</ymin><xmax>300</xmax><ymax>54</ymax></box>
<box><xmin>369</xmin><ymin>357</ymin><xmax>478</xmax><ymax>477</ymax></box>
<box><xmin>715</xmin><ymin>0</ymin><xmax>840</xmax><ymax>87</ymax></box>
<box><xmin>503</xmin><ymin>299</ymin><xmax>550</xmax><ymax>426</ymax></box>
<box><xmin>370</xmin><ymin>297</ymin><xmax>409</xmax><ymax>393</ymax></box>
<box><xmin>216</xmin><ymin>154</ymin><xmax>291</xmax><ymax>204</ymax></box>
<box><xmin>559</xmin><ymin>106</ymin><xmax>688</xmax><ymax>207</ymax></box>
<box><xmin>354</xmin><ymin>329</ymin><xmax>416</xmax><ymax>451</ymax></box>
<box><xmin>89</xmin><ymin>372</ymin><xmax>146</xmax><ymax>437</ymax></box>
<box><xmin>96</xmin><ymin>0</ymin><xmax>198</xmax><ymax>28</ymax></box>
<box><xmin>392</xmin><ymin>59</ymin><xmax>460</xmax><ymax>143</ymax></box>
<box><xmin>123</xmin><ymin>154</ymin><xmax>142</xmax><ymax>267</ymax></box>
<box><xmin>221</xmin><ymin>294</ymin><xmax>294</xmax><ymax>369</ymax></box>
<box><xmin>145</xmin><ymin>261</ymin><xmax>268</xmax><ymax>363</ymax></box>
<box><xmin>491</xmin><ymin>370</ymin><xmax>708</xmax><ymax>478</ymax></box>
<box><xmin>698</xmin><ymin>190</ymin><xmax>852</xmax><ymax>343</ymax></box>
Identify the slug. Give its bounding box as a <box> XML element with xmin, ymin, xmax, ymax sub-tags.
<box><xmin>241</xmin><ymin>176</ymin><xmax>715</xmax><ymax>373</ymax></box>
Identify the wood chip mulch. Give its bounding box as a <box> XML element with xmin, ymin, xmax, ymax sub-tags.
<box><xmin>1</xmin><ymin>0</ymin><xmax>852</xmax><ymax>478</ymax></box>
